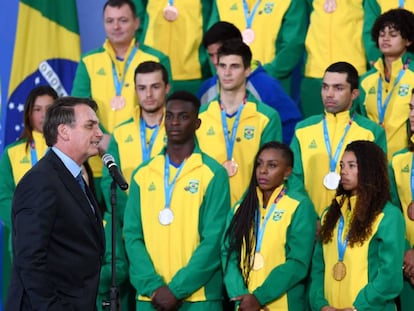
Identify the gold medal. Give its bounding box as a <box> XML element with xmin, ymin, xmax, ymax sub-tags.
<box><xmin>163</xmin><ymin>5</ymin><xmax>178</xmax><ymax>22</ymax></box>
<box><xmin>110</xmin><ymin>96</ymin><xmax>126</xmax><ymax>111</ymax></box>
<box><xmin>223</xmin><ymin>159</ymin><xmax>238</xmax><ymax>177</ymax></box>
<box><xmin>252</xmin><ymin>252</ymin><xmax>264</xmax><ymax>270</ymax></box>
<box><xmin>407</xmin><ymin>201</ymin><xmax>414</xmax><ymax>221</ymax></box>
<box><xmin>333</xmin><ymin>261</ymin><xmax>346</xmax><ymax>281</ymax></box>
<box><xmin>323</xmin><ymin>0</ymin><xmax>337</xmax><ymax>13</ymax></box>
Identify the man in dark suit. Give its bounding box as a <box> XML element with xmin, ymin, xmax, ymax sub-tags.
<box><xmin>6</xmin><ymin>97</ymin><xmax>105</xmax><ymax>310</ymax></box>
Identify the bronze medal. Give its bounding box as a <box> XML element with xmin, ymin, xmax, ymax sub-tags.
<box><xmin>333</xmin><ymin>261</ymin><xmax>346</xmax><ymax>281</ymax></box>
<box><xmin>252</xmin><ymin>252</ymin><xmax>264</xmax><ymax>271</ymax></box>
<box><xmin>223</xmin><ymin>159</ymin><xmax>238</xmax><ymax>177</ymax></box>
<box><xmin>110</xmin><ymin>95</ymin><xmax>126</xmax><ymax>111</ymax></box>
<box><xmin>407</xmin><ymin>201</ymin><xmax>414</xmax><ymax>221</ymax></box>
<box><xmin>163</xmin><ymin>5</ymin><xmax>178</xmax><ymax>22</ymax></box>
<box><xmin>242</xmin><ymin>28</ymin><xmax>255</xmax><ymax>45</ymax></box>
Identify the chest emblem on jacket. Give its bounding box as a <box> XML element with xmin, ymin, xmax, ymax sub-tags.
<box><xmin>273</xmin><ymin>209</ymin><xmax>285</xmax><ymax>221</ymax></box>
<box><xmin>398</xmin><ymin>84</ymin><xmax>410</xmax><ymax>97</ymax></box>
<box><xmin>244</xmin><ymin>126</ymin><xmax>255</xmax><ymax>140</ymax></box>
<box><xmin>263</xmin><ymin>2</ymin><xmax>274</xmax><ymax>14</ymax></box>
<box><xmin>184</xmin><ymin>179</ymin><xmax>200</xmax><ymax>194</ymax></box>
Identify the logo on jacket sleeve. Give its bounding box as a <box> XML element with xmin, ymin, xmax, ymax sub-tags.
<box><xmin>402</xmin><ymin>164</ymin><xmax>410</xmax><ymax>173</ymax></box>
<box><xmin>244</xmin><ymin>126</ymin><xmax>255</xmax><ymax>140</ymax></box>
<box><xmin>398</xmin><ymin>84</ymin><xmax>410</xmax><ymax>97</ymax></box>
<box><xmin>20</xmin><ymin>156</ymin><xmax>30</xmax><ymax>164</ymax></box>
<box><xmin>125</xmin><ymin>134</ymin><xmax>133</xmax><ymax>143</ymax></box>
<box><xmin>273</xmin><ymin>209</ymin><xmax>285</xmax><ymax>221</ymax></box>
<box><xmin>368</xmin><ymin>86</ymin><xmax>376</xmax><ymax>94</ymax></box>
<box><xmin>184</xmin><ymin>179</ymin><xmax>200</xmax><ymax>194</ymax></box>
<box><xmin>207</xmin><ymin>127</ymin><xmax>215</xmax><ymax>136</ymax></box>
<box><xmin>97</xmin><ymin>68</ymin><xmax>106</xmax><ymax>75</ymax></box>
<box><xmin>308</xmin><ymin>139</ymin><xmax>317</xmax><ymax>149</ymax></box>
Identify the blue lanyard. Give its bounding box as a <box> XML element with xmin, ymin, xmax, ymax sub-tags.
<box><xmin>111</xmin><ymin>46</ymin><xmax>137</xmax><ymax>96</ymax></box>
<box><xmin>399</xmin><ymin>0</ymin><xmax>405</xmax><ymax>7</ymax></box>
<box><xmin>139</xmin><ymin>119</ymin><xmax>160</xmax><ymax>162</ymax></box>
<box><xmin>242</xmin><ymin>0</ymin><xmax>262</xmax><ymax>29</ymax></box>
<box><xmin>377</xmin><ymin>66</ymin><xmax>406</xmax><ymax>125</ymax></box>
<box><xmin>323</xmin><ymin>115</ymin><xmax>354</xmax><ymax>172</ymax></box>
<box><xmin>30</xmin><ymin>141</ymin><xmax>38</xmax><ymax>167</ymax></box>
<box><xmin>219</xmin><ymin>98</ymin><xmax>246</xmax><ymax>161</ymax></box>
<box><xmin>337</xmin><ymin>215</ymin><xmax>349</xmax><ymax>262</ymax></box>
<box><xmin>168</xmin><ymin>0</ymin><xmax>174</xmax><ymax>5</ymax></box>
<box><xmin>164</xmin><ymin>155</ymin><xmax>185</xmax><ymax>209</ymax></box>
<box><xmin>255</xmin><ymin>187</ymin><xmax>286</xmax><ymax>253</ymax></box>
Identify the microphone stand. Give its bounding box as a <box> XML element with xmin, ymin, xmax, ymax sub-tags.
<box><xmin>102</xmin><ymin>180</ymin><xmax>122</xmax><ymax>311</ymax></box>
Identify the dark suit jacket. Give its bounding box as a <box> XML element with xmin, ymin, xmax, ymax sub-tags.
<box><xmin>6</xmin><ymin>150</ymin><xmax>105</xmax><ymax>310</ymax></box>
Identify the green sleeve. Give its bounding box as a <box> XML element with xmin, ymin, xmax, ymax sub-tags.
<box><xmin>363</xmin><ymin>0</ymin><xmax>382</xmax><ymax>65</ymax></box>
<box><xmin>260</xmin><ymin>109</ymin><xmax>282</xmax><ymax>144</ymax></box>
<box><xmin>357</xmin><ymin>78</ymin><xmax>369</xmax><ymax>117</ymax></box>
<box><xmin>263</xmin><ymin>0</ymin><xmax>307</xmax><ymax>79</ymax></box>
<box><xmin>372</xmin><ymin>123</ymin><xmax>387</xmax><ymax>154</ymax></box>
<box><xmin>222</xmin><ymin>208</ymin><xmax>250</xmax><ymax>299</ymax></box>
<box><xmin>98</xmin><ymin>212</ymin><xmax>130</xmax><ymax>294</ymax></box>
<box><xmin>353</xmin><ymin>204</ymin><xmax>405</xmax><ymax>310</ymax></box>
<box><xmin>309</xmin><ymin>239</ymin><xmax>329</xmax><ymax>311</ymax></box>
<box><xmin>388</xmin><ymin>162</ymin><xmax>402</xmax><ymax>209</ymax></box>
<box><xmin>288</xmin><ymin>133</ymin><xmax>306</xmax><ymax>196</ymax></box>
<box><xmin>207</xmin><ymin>0</ymin><xmax>220</xmax><ymax>30</ymax></box>
<box><xmin>132</xmin><ymin>0</ymin><xmax>148</xmax><ymax>41</ymax></box>
<box><xmin>123</xmin><ymin>176</ymin><xmax>165</xmax><ymax>297</ymax></box>
<box><xmin>253</xmin><ymin>195</ymin><xmax>316</xmax><ymax>305</ymax></box>
<box><xmin>168</xmin><ymin>166</ymin><xmax>231</xmax><ymax>299</ymax></box>
<box><xmin>0</xmin><ymin>150</ymin><xmax>15</xmax><ymax>230</ymax></box>
<box><xmin>71</xmin><ymin>57</ymin><xmax>92</xmax><ymax>97</ymax></box>
<box><xmin>100</xmin><ymin>134</ymin><xmax>129</xmax><ymax>225</ymax></box>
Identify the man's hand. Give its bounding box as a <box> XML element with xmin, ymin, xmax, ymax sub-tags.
<box><xmin>151</xmin><ymin>286</ymin><xmax>179</xmax><ymax>311</ymax></box>
<box><xmin>232</xmin><ymin>293</ymin><xmax>261</xmax><ymax>311</ymax></box>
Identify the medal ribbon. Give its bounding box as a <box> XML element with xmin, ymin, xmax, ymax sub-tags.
<box><xmin>337</xmin><ymin>215</ymin><xmax>349</xmax><ymax>262</ymax></box>
<box><xmin>323</xmin><ymin>114</ymin><xmax>354</xmax><ymax>172</ymax></box>
<box><xmin>220</xmin><ymin>97</ymin><xmax>246</xmax><ymax>161</ymax></box>
<box><xmin>377</xmin><ymin>63</ymin><xmax>407</xmax><ymax>125</ymax></box>
<box><xmin>30</xmin><ymin>140</ymin><xmax>38</xmax><ymax>167</ymax></box>
<box><xmin>164</xmin><ymin>154</ymin><xmax>185</xmax><ymax>209</ymax></box>
<box><xmin>399</xmin><ymin>0</ymin><xmax>405</xmax><ymax>7</ymax></box>
<box><xmin>111</xmin><ymin>46</ymin><xmax>137</xmax><ymax>96</ymax></box>
<box><xmin>139</xmin><ymin>119</ymin><xmax>160</xmax><ymax>162</ymax></box>
<box><xmin>168</xmin><ymin>0</ymin><xmax>174</xmax><ymax>5</ymax></box>
<box><xmin>242</xmin><ymin>0</ymin><xmax>262</xmax><ymax>29</ymax></box>
<box><xmin>255</xmin><ymin>187</ymin><xmax>286</xmax><ymax>253</ymax></box>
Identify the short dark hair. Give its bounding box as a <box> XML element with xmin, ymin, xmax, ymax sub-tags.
<box><xmin>202</xmin><ymin>21</ymin><xmax>242</xmax><ymax>48</ymax></box>
<box><xmin>20</xmin><ymin>85</ymin><xmax>58</xmax><ymax>149</ymax></box>
<box><xmin>218</xmin><ymin>39</ymin><xmax>252</xmax><ymax>69</ymax></box>
<box><xmin>103</xmin><ymin>0</ymin><xmax>137</xmax><ymax>16</ymax></box>
<box><xmin>134</xmin><ymin>61</ymin><xmax>169</xmax><ymax>85</ymax></box>
<box><xmin>325</xmin><ymin>61</ymin><xmax>359</xmax><ymax>90</ymax></box>
<box><xmin>167</xmin><ymin>91</ymin><xmax>201</xmax><ymax>114</ymax></box>
<box><xmin>43</xmin><ymin>97</ymin><xmax>98</xmax><ymax>147</ymax></box>
<box><xmin>371</xmin><ymin>8</ymin><xmax>414</xmax><ymax>53</ymax></box>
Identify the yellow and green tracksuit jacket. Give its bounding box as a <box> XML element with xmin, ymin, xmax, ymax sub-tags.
<box><xmin>100</xmin><ymin>107</ymin><xmax>167</xmax><ymax>223</ymax></box>
<box><xmin>222</xmin><ymin>185</ymin><xmax>316</xmax><ymax>310</ymax></box>
<box><xmin>0</xmin><ymin>131</ymin><xmax>48</xmax><ymax>230</ymax></box>
<box><xmin>309</xmin><ymin>196</ymin><xmax>405</xmax><ymax>311</ymax></box>
<box><xmin>358</xmin><ymin>54</ymin><xmax>414</xmax><ymax>161</ymax></box>
<box><xmin>123</xmin><ymin>144</ymin><xmax>231</xmax><ymax>303</ymax></box>
<box><xmin>197</xmin><ymin>93</ymin><xmax>282</xmax><ymax>206</ymax></box>
<box><xmin>71</xmin><ymin>39</ymin><xmax>171</xmax><ymax>178</ymax></box>
<box><xmin>210</xmin><ymin>0</ymin><xmax>307</xmax><ymax>80</ymax></box>
<box><xmin>363</xmin><ymin>0</ymin><xmax>414</xmax><ymax>65</ymax></box>
<box><xmin>304</xmin><ymin>0</ymin><xmax>367</xmax><ymax>79</ymax></box>
<box><xmin>390</xmin><ymin>145</ymin><xmax>414</xmax><ymax>247</ymax></box>
<box><xmin>135</xmin><ymin>0</ymin><xmax>211</xmax><ymax>82</ymax></box>
<box><xmin>289</xmin><ymin>110</ymin><xmax>387</xmax><ymax>217</ymax></box>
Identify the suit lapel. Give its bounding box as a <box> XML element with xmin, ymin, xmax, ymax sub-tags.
<box><xmin>48</xmin><ymin>151</ymin><xmax>105</xmax><ymax>245</ymax></box>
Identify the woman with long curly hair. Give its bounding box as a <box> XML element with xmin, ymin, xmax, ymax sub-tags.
<box><xmin>389</xmin><ymin>89</ymin><xmax>414</xmax><ymax>311</ymax></box>
<box><xmin>222</xmin><ymin>141</ymin><xmax>316</xmax><ymax>310</ymax></box>
<box><xmin>309</xmin><ymin>140</ymin><xmax>405</xmax><ymax>311</ymax></box>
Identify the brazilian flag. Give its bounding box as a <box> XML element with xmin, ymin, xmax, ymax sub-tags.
<box><xmin>5</xmin><ymin>0</ymin><xmax>80</xmax><ymax>147</ymax></box>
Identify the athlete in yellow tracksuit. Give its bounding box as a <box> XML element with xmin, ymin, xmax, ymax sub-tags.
<box><xmin>389</xmin><ymin>137</ymin><xmax>414</xmax><ymax>311</ymax></box>
<box><xmin>210</xmin><ymin>0</ymin><xmax>307</xmax><ymax>97</ymax></box>
<box><xmin>197</xmin><ymin>93</ymin><xmax>282</xmax><ymax>206</ymax></box>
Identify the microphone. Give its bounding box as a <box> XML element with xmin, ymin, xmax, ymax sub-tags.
<box><xmin>102</xmin><ymin>154</ymin><xmax>129</xmax><ymax>191</ymax></box>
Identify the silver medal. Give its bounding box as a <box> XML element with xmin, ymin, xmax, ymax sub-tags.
<box><xmin>323</xmin><ymin>172</ymin><xmax>340</xmax><ymax>190</ymax></box>
<box><xmin>159</xmin><ymin>208</ymin><xmax>174</xmax><ymax>225</ymax></box>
